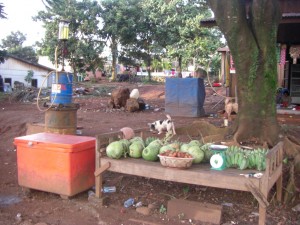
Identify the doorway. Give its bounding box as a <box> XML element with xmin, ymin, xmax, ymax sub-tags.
<box><xmin>31</xmin><ymin>79</ymin><xmax>38</xmax><ymax>88</ymax></box>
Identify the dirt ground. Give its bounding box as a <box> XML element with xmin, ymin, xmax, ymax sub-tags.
<box><xmin>0</xmin><ymin>80</ymin><xmax>299</xmax><ymax>225</ymax></box>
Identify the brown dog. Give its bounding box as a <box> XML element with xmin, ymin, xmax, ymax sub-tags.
<box><xmin>224</xmin><ymin>97</ymin><xmax>238</xmax><ymax>121</ymax></box>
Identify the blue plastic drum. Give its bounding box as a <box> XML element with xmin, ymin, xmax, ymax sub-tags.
<box><xmin>51</xmin><ymin>72</ymin><xmax>73</xmax><ymax>105</ymax></box>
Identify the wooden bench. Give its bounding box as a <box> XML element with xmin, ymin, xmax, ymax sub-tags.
<box><xmin>94</xmin><ymin>128</ymin><xmax>283</xmax><ymax>225</ymax></box>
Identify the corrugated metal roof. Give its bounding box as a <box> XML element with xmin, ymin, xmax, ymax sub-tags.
<box><xmin>282</xmin><ymin>13</ymin><xmax>300</xmax><ymax>18</ymax></box>
<box><xmin>200</xmin><ymin>18</ymin><xmax>215</xmax><ymax>22</ymax></box>
<box><xmin>217</xmin><ymin>46</ymin><xmax>229</xmax><ymax>52</ymax></box>
<box><xmin>8</xmin><ymin>55</ymin><xmax>53</xmax><ymax>71</ymax></box>
<box><xmin>201</xmin><ymin>13</ymin><xmax>300</xmax><ymax>26</ymax></box>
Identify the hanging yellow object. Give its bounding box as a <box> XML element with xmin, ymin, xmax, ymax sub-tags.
<box><xmin>58</xmin><ymin>21</ymin><xmax>69</xmax><ymax>40</ymax></box>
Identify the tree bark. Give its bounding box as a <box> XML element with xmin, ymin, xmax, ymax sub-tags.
<box><xmin>147</xmin><ymin>39</ymin><xmax>152</xmax><ymax>81</ymax></box>
<box><xmin>70</xmin><ymin>56</ymin><xmax>78</xmax><ymax>82</ymax></box>
<box><xmin>111</xmin><ymin>35</ymin><xmax>118</xmax><ymax>81</ymax></box>
<box><xmin>207</xmin><ymin>0</ymin><xmax>281</xmax><ymax>146</ymax></box>
<box><xmin>178</xmin><ymin>55</ymin><xmax>182</xmax><ymax>78</ymax></box>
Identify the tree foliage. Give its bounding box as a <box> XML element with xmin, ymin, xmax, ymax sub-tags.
<box><xmin>125</xmin><ymin>0</ymin><xmax>162</xmax><ymax>79</ymax></box>
<box><xmin>0</xmin><ymin>50</ymin><xmax>6</xmax><ymax>64</ymax></box>
<box><xmin>160</xmin><ymin>0</ymin><xmax>207</xmax><ymax>72</ymax></box>
<box><xmin>116</xmin><ymin>0</ymin><xmax>222</xmax><ymax>79</ymax></box>
<box><xmin>34</xmin><ymin>0</ymin><xmax>105</xmax><ymax>79</ymax></box>
<box><xmin>25</xmin><ymin>70</ymin><xmax>34</xmax><ymax>84</ymax></box>
<box><xmin>1</xmin><ymin>31</ymin><xmax>26</xmax><ymax>48</ymax></box>
<box><xmin>34</xmin><ymin>0</ymin><xmax>222</xmax><ymax>81</ymax></box>
<box><xmin>99</xmin><ymin>0</ymin><xmax>142</xmax><ymax>80</ymax></box>
<box><xmin>0</xmin><ymin>31</ymin><xmax>38</xmax><ymax>63</ymax></box>
<box><xmin>145</xmin><ymin>0</ymin><xmax>222</xmax><ymax>75</ymax></box>
<box><xmin>0</xmin><ymin>3</ymin><xmax>7</xmax><ymax>19</ymax></box>
<box><xmin>0</xmin><ymin>3</ymin><xmax>7</xmax><ymax>64</ymax></box>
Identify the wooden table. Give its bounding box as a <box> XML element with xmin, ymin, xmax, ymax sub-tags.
<box><xmin>94</xmin><ymin>129</ymin><xmax>283</xmax><ymax>225</ymax></box>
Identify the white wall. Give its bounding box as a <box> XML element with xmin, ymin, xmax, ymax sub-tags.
<box><xmin>38</xmin><ymin>56</ymin><xmax>72</xmax><ymax>73</ymax></box>
<box><xmin>0</xmin><ymin>57</ymin><xmax>53</xmax><ymax>88</ymax></box>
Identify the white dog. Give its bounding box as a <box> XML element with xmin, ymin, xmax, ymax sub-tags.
<box><xmin>225</xmin><ymin>97</ymin><xmax>238</xmax><ymax>121</ymax></box>
<box><xmin>148</xmin><ymin>114</ymin><xmax>176</xmax><ymax>135</ymax></box>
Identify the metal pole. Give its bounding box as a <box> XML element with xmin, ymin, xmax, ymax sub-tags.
<box><xmin>62</xmin><ymin>41</ymin><xmax>65</xmax><ymax>72</ymax></box>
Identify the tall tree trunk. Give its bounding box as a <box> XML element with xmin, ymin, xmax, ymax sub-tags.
<box><xmin>177</xmin><ymin>55</ymin><xmax>182</xmax><ymax>78</ymax></box>
<box><xmin>208</xmin><ymin>0</ymin><xmax>281</xmax><ymax>146</ymax></box>
<box><xmin>111</xmin><ymin>35</ymin><xmax>118</xmax><ymax>81</ymax></box>
<box><xmin>70</xmin><ymin>56</ymin><xmax>77</xmax><ymax>82</ymax></box>
<box><xmin>147</xmin><ymin>40</ymin><xmax>152</xmax><ymax>81</ymax></box>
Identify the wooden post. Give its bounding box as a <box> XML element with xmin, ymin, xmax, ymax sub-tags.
<box><xmin>259</xmin><ymin>167</ymin><xmax>269</xmax><ymax>225</ymax></box>
<box><xmin>276</xmin><ymin>143</ymin><xmax>283</xmax><ymax>202</ymax></box>
<box><xmin>258</xmin><ymin>205</ymin><xmax>267</xmax><ymax>225</ymax></box>
<box><xmin>95</xmin><ymin>133</ymin><xmax>120</xmax><ymax>198</ymax></box>
<box><xmin>94</xmin><ymin>162</ymin><xmax>110</xmax><ymax>177</ymax></box>
<box><xmin>276</xmin><ymin>174</ymin><xmax>283</xmax><ymax>201</ymax></box>
<box><xmin>95</xmin><ymin>134</ymin><xmax>102</xmax><ymax>198</ymax></box>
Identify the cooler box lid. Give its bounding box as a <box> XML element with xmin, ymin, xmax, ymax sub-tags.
<box><xmin>14</xmin><ymin>132</ymin><xmax>95</xmax><ymax>153</ymax></box>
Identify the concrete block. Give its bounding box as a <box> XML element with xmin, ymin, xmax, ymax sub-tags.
<box><xmin>26</xmin><ymin>123</ymin><xmax>45</xmax><ymax>135</ymax></box>
<box><xmin>136</xmin><ymin>206</ymin><xmax>152</xmax><ymax>216</ymax></box>
<box><xmin>88</xmin><ymin>194</ymin><xmax>109</xmax><ymax>207</ymax></box>
<box><xmin>167</xmin><ymin>199</ymin><xmax>222</xmax><ymax>224</ymax></box>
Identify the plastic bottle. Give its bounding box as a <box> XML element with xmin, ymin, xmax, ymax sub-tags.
<box><xmin>88</xmin><ymin>190</ymin><xmax>95</xmax><ymax>197</ymax></box>
<box><xmin>102</xmin><ymin>186</ymin><xmax>116</xmax><ymax>193</ymax></box>
<box><xmin>135</xmin><ymin>201</ymin><xmax>143</xmax><ymax>208</ymax></box>
<box><xmin>15</xmin><ymin>213</ymin><xmax>22</xmax><ymax>222</ymax></box>
<box><xmin>224</xmin><ymin>118</ymin><xmax>228</xmax><ymax>127</ymax></box>
<box><xmin>88</xmin><ymin>190</ymin><xmax>96</xmax><ymax>202</ymax></box>
<box><xmin>88</xmin><ymin>191</ymin><xmax>95</xmax><ymax>199</ymax></box>
<box><xmin>124</xmin><ymin>198</ymin><xmax>135</xmax><ymax>208</ymax></box>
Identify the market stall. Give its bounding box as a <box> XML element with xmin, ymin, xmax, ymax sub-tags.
<box><xmin>94</xmin><ymin>128</ymin><xmax>283</xmax><ymax>225</ymax></box>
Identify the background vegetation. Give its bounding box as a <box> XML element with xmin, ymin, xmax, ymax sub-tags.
<box><xmin>0</xmin><ymin>0</ymin><xmax>223</xmax><ymax>81</ymax></box>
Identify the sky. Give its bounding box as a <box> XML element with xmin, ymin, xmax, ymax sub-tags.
<box><xmin>0</xmin><ymin>0</ymin><xmax>46</xmax><ymax>46</ymax></box>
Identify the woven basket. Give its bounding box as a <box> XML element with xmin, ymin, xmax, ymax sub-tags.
<box><xmin>158</xmin><ymin>155</ymin><xmax>194</xmax><ymax>169</ymax></box>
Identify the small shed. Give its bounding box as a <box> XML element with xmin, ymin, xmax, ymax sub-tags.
<box><xmin>0</xmin><ymin>55</ymin><xmax>53</xmax><ymax>89</ymax></box>
<box><xmin>217</xmin><ymin>46</ymin><xmax>237</xmax><ymax>98</ymax></box>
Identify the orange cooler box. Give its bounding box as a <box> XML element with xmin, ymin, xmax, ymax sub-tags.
<box><xmin>14</xmin><ymin>132</ymin><xmax>96</xmax><ymax>197</ymax></box>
